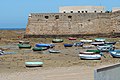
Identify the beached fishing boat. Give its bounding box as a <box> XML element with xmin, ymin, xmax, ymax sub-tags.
<box><xmin>95</xmin><ymin>38</ymin><xmax>105</xmax><ymax>42</ymax></box>
<box><xmin>64</xmin><ymin>44</ymin><xmax>73</xmax><ymax>47</ymax></box>
<box><xmin>19</xmin><ymin>40</ymin><xmax>30</xmax><ymax>44</ymax></box>
<box><xmin>68</xmin><ymin>37</ymin><xmax>76</xmax><ymax>40</ymax></box>
<box><xmin>32</xmin><ymin>47</ymin><xmax>48</xmax><ymax>51</ymax></box>
<box><xmin>109</xmin><ymin>50</ymin><xmax>120</xmax><ymax>58</ymax></box>
<box><xmin>52</xmin><ymin>39</ymin><xmax>63</xmax><ymax>43</ymax></box>
<box><xmin>25</xmin><ymin>62</ymin><xmax>43</xmax><ymax>67</ymax></box>
<box><xmin>82</xmin><ymin>45</ymin><xmax>94</xmax><ymax>49</ymax></box>
<box><xmin>18</xmin><ymin>44</ymin><xmax>31</xmax><ymax>49</ymax></box>
<box><xmin>73</xmin><ymin>42</ymin><xmax>84</xmax><ymax>47</ymax></box>
<box><xmin>0</xmin><ymin>50</ymin><xmax>4</xmax><ymax>55</ymax></box>
<box><xmin>49</xmin><ymin>49</ymin><xmax>61</xmax><ymax>53</ymax></box>
<box><xmin>91</xmin><ymin>42</ymin><xmax>105</xmax><ymax>46</ymax></box>
<box><xmin>86</xmin><ymin>49</ymin><xmax>100</xmax><ymax>53</ymax></box>
<box><xmin>97</xmin><ymin>45</ymin><xmax>114</xmax><ymax>52</ymax></box>
<box><xmin>36</xmin><ymin>43</ymin><xmax>55</xmax><ymax>48</ymax></box>
<box><xmin>105</xmin><ymin>42</ymin><xmax>116</xmax><ymax>45</ymax></box>
<box><xmin>79</xmin><ymin>53</ymin><xmax>101</xmax><ymax>60</ymax></box>
<box><xmin>80</xmin><ymin>40</ymin><xmax>92</xmax><ymax>43</ymax></box>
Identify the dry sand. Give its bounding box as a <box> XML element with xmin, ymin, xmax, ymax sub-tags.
<box><xmin>0</xmin><ymin>30</ymin><xmax>120</xmax><ymax>80</ymax></box>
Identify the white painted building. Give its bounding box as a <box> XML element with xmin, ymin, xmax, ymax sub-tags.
<box><xmin>59</xmin><ymin>6</ymin><xmax>105</xmax><ymax>13</ymax></box>
<box><xmin>112</xmin><ymin>7</ymin><xmax>120</xmax><ymax>12</ymax></box>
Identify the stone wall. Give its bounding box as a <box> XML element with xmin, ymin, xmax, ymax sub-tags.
<box><xmin>26</xmin><ymin>11</ymin><xmax>120</xmax><ymax>35</ymax></box>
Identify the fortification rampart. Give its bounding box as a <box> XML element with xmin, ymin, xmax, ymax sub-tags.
<box><xmin>26</xmin><ymin>11</ymin><xmax>120</xmax><ymax>36</ymax></box>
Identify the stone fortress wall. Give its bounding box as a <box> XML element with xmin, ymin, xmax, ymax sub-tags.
<box><xmin>26</xmin><ymin>6</ymin><xmax>120</xmax><ymax>35</ymax></box>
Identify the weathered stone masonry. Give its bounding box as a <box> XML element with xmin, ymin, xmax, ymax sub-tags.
<box><xmin>26</xmin><ymin>11</ymin><xmax>120</xmax><ymax>35</ymax></box>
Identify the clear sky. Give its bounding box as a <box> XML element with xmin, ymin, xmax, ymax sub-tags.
<box><xmin>0</xmin><ymin>0</ymin><xmax>119</xmax><ymax>28</ymax></box>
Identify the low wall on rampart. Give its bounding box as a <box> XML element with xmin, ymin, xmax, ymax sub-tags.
<box><xmin>26</xmin><ymin>11</ymin><xmax>120</xmax><ymax>36</ymax></box>
<box><xmin>94</xmin><ymin>63</ymin><xmax>120</xmax><ymax>80</ymax></box>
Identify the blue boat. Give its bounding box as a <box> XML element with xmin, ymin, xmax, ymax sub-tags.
<box><xmin>36</xmin><ymin>43</ymin><xmax>55</xmax><ymax>48</ymax></box>
<box><xmin>64</xmin><ymin>44</ymin><xmax>73</xmax><ymax>47</ymax></box>
<box><xmin>109</xmin><ymin>50</ymin><xmax>120</xmax><ymax>58</ymax></box>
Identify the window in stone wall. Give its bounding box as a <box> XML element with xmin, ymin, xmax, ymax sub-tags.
<box><xmin>45</xmin><ymin>16</ymin><xmax>49</xmax><ymax>19</ymax></box>
<box><xmin>85</xmin><ymin>11</ymin><xmax>88</xmax><ymax>13</ymax></box>
<box><xmin>70</xmin><ymin>11</ymin><xmax>73</xmax><ymax>13</ymax></box>
<box><xmin>101</xmin><ymin>11</ymin><xmax>103</xmax><ymax>13</ymax></box>
<box><xmin>82</xmin><ymin>11</ymin><xmax>84</xmax><ymax>13</ymax></box>
<box><xmin>78</xmin><ymin>11</ymin><xmax>80</xmax><ymax>13</ymax></box>
<box><xmin>94</xmin><ymin>11</ymin><xmax>97</xmax><ymax>13</ymax></box>
<box><xmin>63</xmin><ymin>11</ymin><xmax>66</xmax><ymax>13</ymax></box>
<box><xmin>68</xmin><ymin>16</ymin><xmax>72</xmax><ymax>19</ymax></box>
<box><xmin>55</xmin><ymin>15</ymin><xmax>59</xmax><ymax>19</ymax></box>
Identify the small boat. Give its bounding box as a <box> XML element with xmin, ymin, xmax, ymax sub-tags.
<box><xmin>0</xmin><ymin>50</ymin><xmax>4</xmax><ymax>55</ymax></box>
<box><xmin>18</xmin><ymin>44</ymin><xmax>31</xmax><ymax>49</ymax></box>
<box><xmin>52</xmin><ymin>39</ymin><xmax>63</xmax><ymax>43</ymax></box>
<box><xmin>97</xmin><ymin>45</ymin><xmax>114</xmax><ymax>52</ymax></box>
<box><xmin>49</xmin><ymin>49</ymin><xmax>61</xmax><ymax>53</ymax></box>
<box><xmin>64</xmin><ymin>44</ymin><xmax>73</xmax><ymax>47</ymax></box>
<box><xmin>32</xmin><ymin>47</ymin><xmax>48</xmax><ymax>51</ymax></box>
<box><xmin>73</xmin><ymin>42</ymin><xmax>84</xmax><ymax>47</ymax></box>
<box><xmin>105</xmin><ymin>42</ymin><xmax>116</xmax><ymax>45</ymax></box>
<box><xmin>79</xmin><ymin>53</ymin><xmax>101</xmax><ymax>60</ymax></box>
<box><xmin>19</xmin><ymin>40</ymin><xmax>30</xmax><ymax>44</ymax></box>
<box><xmin>86</xmin><ymin>49</ymin><xmax>100</xmax><ymax>53</ymax></box>
<box><xmin>68</xmin><ymin>37</ymin><xmax>76</xmax><ymax>40</ymax></box>
<box><xmin>95</xmin><ymin>38</ymin><xmax>105</xmax><ymax>42</ymax></box>
<box><xmin>25</xmin><ymin>62</ymin><xmax>43</xmax><ymax>67</ymax></box>
<box><xmin>82</xmin><ymin>45</ymin><xmax>94</xmax><ymax>49</ymax></box>
<box><xmin>80</xmin><ymin>40</ymin><xmax>92</xmax><ymax>43</ymax></box>
<box><xmin>91</xmin><ymin>42</ymin><xmax>105</xmax><ymax>46</ymax></box>
<box><xmin>36</xmin><ymin>43</ymin><xmax>54</xmax><ymax>48</ymax></box>
<box><xmin>109</xmin><ymin>50</ymin><xmax>120</xmax><ymax>58</ymax></box>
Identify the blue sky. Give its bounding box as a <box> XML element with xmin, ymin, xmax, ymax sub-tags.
<box><xmin>0</xmin><ymin>0</ymin><xmax>119</xmax><ymax>28</ymax></box>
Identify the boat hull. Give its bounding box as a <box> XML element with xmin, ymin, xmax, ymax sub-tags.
<box><xmin>109</xmin><ymin>50</ymin><xmax>120</xmax><ymax>58</ymax></box>
<box><xmin>64</xmin><ymin>44</ymin><xmax>73</xmax><ymax>47</ymax></box>
<box><xmin>79</xmin><ymin>54</ymin><xmax>101</xmax><ymax>60</ymax></box>
<box><xmin>25</xmin><ymin>62</ymin><xmax>43</xmax><ymax>67</ymax></box>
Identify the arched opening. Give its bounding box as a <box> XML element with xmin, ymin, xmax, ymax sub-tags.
<box><xmin>45</xmin><ymin>16</ymin><xmax>49</xmax><ymax>19</ymax></box>
<box><xmin>68</xmin><ymin>15</ymin><xmax>72</xmax><ymax>19</ymax></box>
<box><xmin>55</xmin><ymin>15</ymin><xmax>59</xmax><ymax>19</ymax></box>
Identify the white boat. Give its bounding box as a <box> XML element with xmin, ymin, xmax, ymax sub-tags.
<box><xmin>95</xmin><ymin>38</ymin><xmax>105</xmax><ymax>42</ymax></box>
<box><xmin>0</xmin><ymin>50</ymin><xmax>4</xmax><ymax>55</ymax></box>
<box><xmin>25</xmin><ymin>62</ymin><xmax>43</xmax><ymax>67</ymax></box>
<box><xmin>91</xmin><ymin>42</ymin><xmax>105</xmax><ymax>46</ymax></box>
<box><xmin>80</xmin><ymin>40</ymin><xmax>92</xmax><ymax>43</ymax></box>
<box><xmin>82</xmin><ymin>45</ymin><xmax>95</xmax><ymax>49</ymax></box>
<box><xmin>97</xmin><ymin>45</ymin><xmax>114</xmax><ymax>52</ymax></box>
<box><xmin>49</xmin><ymin>49</ymin><xmax>61</xmax><ymax>53</ymax></box>
<box><xmin>79</xmin><ymin>54</ymin><xmax>101</xmax><ymax>60</ymax></box>
<box><xmin>19</xmin><ymin>40</ymin><xmax>30</xmax><ymax>44</ymax></box>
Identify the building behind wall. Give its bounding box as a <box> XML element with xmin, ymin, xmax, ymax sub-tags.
<box><xmin>59</xmin><ymin>6</ymin><xmax>105</xmax><ymax>13</ymax></box>
<box><xmin>112</xmin><ymin>7</ymin><xmax>120</xmax><ymax>12</ymax></box>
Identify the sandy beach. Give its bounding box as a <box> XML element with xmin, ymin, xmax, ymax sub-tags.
<box><xmin>0</xmin><ymin>30</ymin><xmax>120</xmax><ymax>80</ymax></box>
